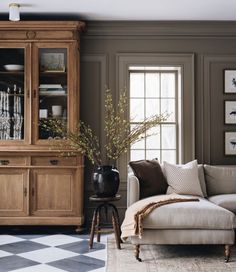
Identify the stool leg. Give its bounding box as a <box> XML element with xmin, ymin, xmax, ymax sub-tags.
<box><xmin>96</xmin><ymin>208</ymin><xmax>101</xmax><ymax>243</ymax></box>
<box><xmin>109</xmin><ymin>203</ymin><xmax>122</xmax><ymax>243</ymax></box>
<box><xmin>112</xmin><ymin>211</ymin><xmax>121</xmax><ymax>249</ymax></box>
<box><xmin>89</xmin><ymin>209</ymin><xmax>98</xmax><ymax>249</ymax></box>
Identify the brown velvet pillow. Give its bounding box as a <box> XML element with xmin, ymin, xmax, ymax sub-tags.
<box><xmin>129</xmin><ymin>159</ymin><xmax>168</xmax><ymax>199</ymax></box>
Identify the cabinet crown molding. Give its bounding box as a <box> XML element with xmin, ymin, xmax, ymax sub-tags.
<box><xmin>0</xmin><ymin>21</ymin><xmax>85</xmax><ymax>32</ymax></box>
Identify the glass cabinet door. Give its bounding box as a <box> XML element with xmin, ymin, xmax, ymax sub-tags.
<box><xmin>37</xmin><ymin>47</ymin><xmax>68</xmax><ymax>141</ymax></box>
<box><xmin>0</xmin><ymin>48</ymin><xmax>26</xmax><ymax>141</ymax></box>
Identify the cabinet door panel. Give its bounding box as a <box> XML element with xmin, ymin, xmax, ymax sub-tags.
<box><xmin>32</xmin><ymin>43</ymin><xmax>78</xmax><ymax>145</ymax></box>
<box><xmin>0</xmin><ymin>169</ymin><xmax>28</xmax><ymax>216</ymax></box>
<box><xmin>0</xmin><ymin>44</ymin><xmax>31</xmax><ymax>145</ymax></box>
<box><xmin>32</xmin><ymin>169</ymin><xmax>76</xmax><ymax>216</ymax></box>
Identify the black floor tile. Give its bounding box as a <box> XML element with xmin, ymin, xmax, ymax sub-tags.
<box><xmin>0</xmin><ymin>240</ymin><xmax>49</xmax><ymax>254</ymax></box>
<box><xmin>49</xmin><ymin>255</ymin><xmax>105</xmax><ymax>272</ymax></box>
<box><xmin>0</xmin><ymin>255</ymin><xmax>39</xmax><ymax>272</ymax></box>
<box><xmin>57</xmin><ymin>240</ymin><xmax>105</xmax><ymax>254</ymax></box>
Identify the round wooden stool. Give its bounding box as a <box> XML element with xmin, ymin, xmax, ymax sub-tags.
<box><xmin>89</xmin><ymin>194</ymin><xmax>122</xmax><ymax>249</ymax></box>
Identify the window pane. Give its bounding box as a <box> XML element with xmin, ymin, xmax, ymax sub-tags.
<box><xmin>146</xmin><ymin>126</ymin><xmax>160</xmax><ymax>149</ymax></box>
<box><xmin>161</xmin><ymin>73</ymin><xmax>175</xmax><ymax>98</ymax></box>
<box><xmin>146</xmin><ymin>150</ymin><xmax>160</xmax><ymax>161</ymax></box>
<box><xmin>161</xmin><ymin>98</ymin><xmax>175</xmax><ymax>122</ymax></box>
<box><xmin>146</xmin><ymin>99</ymin><xmax>159</xmax><ymax>118</ymax></box>
<box><xmin>130</xmin><ymin>73</ymin><xmax>144</xmax><ymax>98</ymax></box>
<box><xmin>162</xmin><ymin>124</ymin><xmax>176</xmax><ymax>149</ymax></box>
<box><xmin>130</xmin><ymin>99</ymin><xmax>144</xmax><ymax>121</ymax></box>
<box><xmin>130</xmin><ymin>124</ymin><xmax>145</xmax><ymax>149</ymax></box>
<box><xmin>130</xmin><ymin>150</ymin><xmax>145</xmax><ymax>161</ymax></box>
<box><xmin>162</xmin><ymin>150</ymin><xmax>176</xmax><ymax>164</ymax></box>
<box><xmin>146</xmin><ymin>73</ymin><xmax>159</xmax><ymax>97</ymax></box>
<box><xmin>131</xmin><ymin>139</ymin><xmax>145</xmax><ymax>149</ymax></box>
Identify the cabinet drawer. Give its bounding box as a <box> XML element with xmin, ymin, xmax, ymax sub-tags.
<box><xmin>0</xmin><ymin>156</ymin><xmax>27</xmax><ymax>166</ymax></box>
<box><xmin>32</xmin><ymin>157</ymin><xmax>77</xmax><ymax>166</ymax></box>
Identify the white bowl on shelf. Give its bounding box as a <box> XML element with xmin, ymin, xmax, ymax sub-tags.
<box><xmin>4</xmin><ymin>64</ymin><xmax>24</xmax><ymax>71</ymax></box>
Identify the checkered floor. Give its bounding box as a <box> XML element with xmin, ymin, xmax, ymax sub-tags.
<box><xmin>0</xmin><ymin>229</ymin><xmax>106</xmax><ymax>272</ymax></box>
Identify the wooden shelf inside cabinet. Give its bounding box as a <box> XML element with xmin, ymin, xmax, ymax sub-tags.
<box><xmin>0</xmin><ymin>71</ymin><xmax>24</xmax><ymax>75</ymax></box>
<box><xmin>39</xmin><ymin>93</ymin><xmax>67</xmax><ymax>97</ymax></box>
<box><xmin>39</xmin><ymin>117</ymin><xmax>67</xmax><ymax>120</ymax></box>
<box><xmin>40</xmin><ymin>72</ymin><xmax>67</xmax><ymax>76</ymax></box>
<box><xmin>5</xmin><ymin>94</ymin><xmax>24</xmax><ymax>97</ymax></box>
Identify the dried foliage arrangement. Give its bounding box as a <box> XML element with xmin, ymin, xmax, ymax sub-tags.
<box><xmin>42</xmin><ymin>89</ymin><xmax>167</xmax><ymax>166</ymax></box>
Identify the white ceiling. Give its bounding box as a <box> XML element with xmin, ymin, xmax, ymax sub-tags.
<box><xmin>1</xmin><ymin>0</ymin><xmax>236</xmax><ymax>21</ymax></box>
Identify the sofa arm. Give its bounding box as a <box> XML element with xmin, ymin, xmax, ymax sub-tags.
<box><xmin>127</xmin><ymin>174</ymin><xmax>140</xmax><ymax>207</ymax></box>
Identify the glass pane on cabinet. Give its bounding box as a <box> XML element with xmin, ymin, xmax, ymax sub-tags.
<box><xmin>0</xmin><ymin>49</ymin><xmax>25</xmax><ymax>140</ymax></box>
<box><xmin>38</xmin><ymin>48</ymin><xmax>68</xmax><ymax>140</ymax></box>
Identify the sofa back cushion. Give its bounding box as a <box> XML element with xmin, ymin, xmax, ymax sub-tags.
<box><xmin>204</xmin><ymin>165</ymin><xmax>236</xmax><ymax>195</ymax></box>
<box><xmin>198</xmin><ymin>165</ymin><xmax>207</xmax><ymax>197</ymax></box>
<box><xmin>164</xmin><ymin>160</ymin><xmax>204</xmax><ymax>197</ymax></box>
<box><xmin>129</xmin><ymin>159</ymin><xmax>168</xmax><ymax>199</ymax></box>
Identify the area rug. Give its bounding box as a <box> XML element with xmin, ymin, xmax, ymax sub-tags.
<box><xmin>107</xmin><ymin>237</ymin><xmax>236</xmax><ymax>272</ymax></box>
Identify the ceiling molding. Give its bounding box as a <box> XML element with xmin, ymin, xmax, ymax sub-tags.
<box><xmin>83</xmin><ymin>21</ymin><xmax>236</xmax><ymax>37</ymax></box>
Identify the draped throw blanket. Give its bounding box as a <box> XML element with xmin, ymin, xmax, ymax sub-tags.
<box><xmin>121</xmin><ymin>194</ymin><xmax>199</xmax><ymax>240</ymax></box>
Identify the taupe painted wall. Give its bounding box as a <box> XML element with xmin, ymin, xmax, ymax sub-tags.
<box><xmin>80</xmin><ymin>21</ymin><xmax>236</xmax><ymax>224</ymax></box>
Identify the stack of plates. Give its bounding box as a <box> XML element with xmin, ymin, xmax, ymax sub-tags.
<box><xmin>4</xmin><ymin>64</ymin><xmax>24</xmax><ymax>71</ymax></box>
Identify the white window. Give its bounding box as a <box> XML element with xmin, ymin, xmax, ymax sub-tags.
<box><xmin>129</xmin><ymin>66</ymin><xmax>181</xmax><ymax>164</ymax></box>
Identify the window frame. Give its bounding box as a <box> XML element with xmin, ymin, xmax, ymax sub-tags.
<box><xmin>129</xmin><ymin>69</ymin><xmax>179</xmax><ymax>164</ymax></box>
<box><xmin>116</xmin><ymin>53</ymin><xmax>195</xmax><ymax>181</ymax></box>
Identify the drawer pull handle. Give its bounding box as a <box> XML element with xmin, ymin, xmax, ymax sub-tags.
<box><xmin>24</xmin><ymin>188</ymin><xmax>27</xmax><ymax>197</ymax></box>
<box><xmin>0</xmin><ymin>160</ymin><xmax>9</xmax><ymax>165</ymax></box>
<box><xmin>50</xmin><ymin>160</ymin><xmax>59</xmax><ymax>165</ymax></box>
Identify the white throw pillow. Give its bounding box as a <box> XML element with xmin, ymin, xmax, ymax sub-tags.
<box><xmin>164</xmin><ymin>160</ymin><xmax>204</xmax><ymax>197</ymax></box>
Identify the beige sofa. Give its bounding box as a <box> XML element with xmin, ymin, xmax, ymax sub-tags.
<box><xmin>127</xmin><ymin>165</ymin><xmax>236</xmax><ymax>262</ymax></box>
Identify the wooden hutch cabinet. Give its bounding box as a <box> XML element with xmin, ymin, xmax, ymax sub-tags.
<box><xmin>0</xmin><ymin>21</ymin><xmax>85</xmax><ymax>227</ymax></box>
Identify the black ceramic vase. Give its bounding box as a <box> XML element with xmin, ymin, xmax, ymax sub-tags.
<box><xmin>92</xmin><ymin>165</ymin><xmax>120</xmax><ymax>197</ymax></box>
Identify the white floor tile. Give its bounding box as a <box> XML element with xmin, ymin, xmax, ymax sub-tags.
<box><xmin>0</xmin><ymin>249</ymin><xmax>13</xmax><ymax>258</ymax></box>
<box><xmin>99</xmin><ymin>234</ymin><xmax>112</xmax><ymax>244</ymax></box>
<box><xmin>30</xmin><ymin>234</ymin><xmax>83</xmax><ymax>247</ymax></box>
<box><xmin>90</xmin><ymin>267</ymin><xmax>106</xmax><ymax>272</ymax></box>
<box><xmin>10</xmin><ymin>264</ymin><xmax>68</xmax><ymax>272</ymax></box>
<box><xmin>0</xmin><ymin>235</ymin><xmax>25</xmax><ymax>245</ymax></box>
<box><xmin>84</xmin><ymin>249</ymin><xmax>107</xmax><ymax>261</ymax></box>
<box><xmin>18</xmin><ymin>247</ymin><xmax>78</xmax><ymax>263</ymax></box>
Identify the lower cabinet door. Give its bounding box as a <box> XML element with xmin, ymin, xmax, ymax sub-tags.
<box><xmin>31</xmin><ymin>168</ymin><xmax>76</xmax><ymax>216</ymax></box>
<box><xmin>0</xmin><ymin>169</ymin><xmax>28</xmax><ymax>216</ymax></box>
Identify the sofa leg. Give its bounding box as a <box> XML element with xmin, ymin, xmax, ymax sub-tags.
<box><xmin>224</xmin><ymin>245</ymin><xmax>231</xmax><ymax>262</ymax></box>
<box><xmin>134</xmin><ymin>244</ymin><xmax>142</xmax><ymax>262</ymax></box>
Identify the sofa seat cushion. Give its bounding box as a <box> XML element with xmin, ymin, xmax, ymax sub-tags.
<box><xmin>208</xmin><ymin>194</ymin><xmax>236</xmax><ymax>214</ymax></box>
<box><xmin>142</xmin><ymin>196</ymin><xmax>235</xmax><ymax>230</ymax></box>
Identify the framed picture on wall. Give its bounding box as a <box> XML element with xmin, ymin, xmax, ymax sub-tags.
<box><xmin>225</xmin><ymin>132</ymin><xmax>236</xmax><ymax>155</ymax></box>
<box><xmin>224</xmin><ymin>70</ymin><xmax>236</xmax><ymax>93</ymax></box>
<box><xmin>225</xmin><ymin>101</ymin><xmax>236</xmax><ymax>124</ymax></box>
